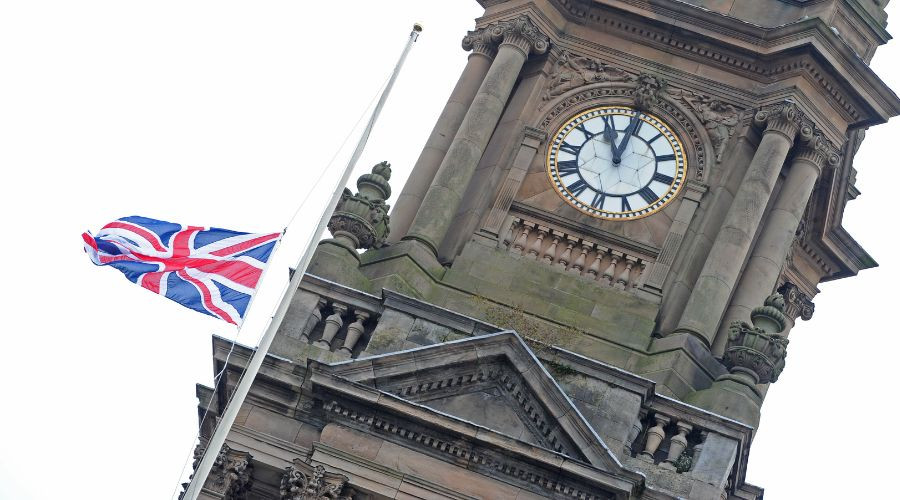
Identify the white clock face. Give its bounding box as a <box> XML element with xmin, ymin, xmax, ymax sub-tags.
<box><xmin>547</xmin><ymin>106</ymin><xmax>686</xmax><ymax>219</ymax></box>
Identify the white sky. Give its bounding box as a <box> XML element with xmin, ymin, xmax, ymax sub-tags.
<box><xmin>1</xmin><ymin>2</ymin><xmax>897</xmax><ymax>499</ymax></box>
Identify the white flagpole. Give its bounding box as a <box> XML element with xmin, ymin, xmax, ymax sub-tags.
<box><xmin>182</xmin><ymin>23</ymin><xmax>422</xmax><ymax>500</ymax></box>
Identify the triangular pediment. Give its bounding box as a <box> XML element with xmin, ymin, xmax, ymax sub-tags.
<box><xmin>308</xmin><ymin>331</ymin><xmax>624</xmax><ymax>472</ymax></box>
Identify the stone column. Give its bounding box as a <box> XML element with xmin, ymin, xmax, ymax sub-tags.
<box><xmin>673</xmin><ymin>102</ymin><xmax>802</xmax><ymax>348</ymax></box>
<box><xmin>403</xmin><ymin>16</ymin><xmax>549</xmax><ymax>255</ymax></box>
<box><xmin>388</xmin><ymin>29</ymin><xmax>497</xmax><ymax>243</ymax></box>
<box><xmin>712</xmin><ymin>131</ymin><xmax>838</xmax><ymax>354</ymax></box>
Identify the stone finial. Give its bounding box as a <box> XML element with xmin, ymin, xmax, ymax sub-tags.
<box><xmin>487</xmin><ymin>15</ymin><xmax>550</xmax><ymax>56</ymax></box>
<box><xmin>721</xmin><ymin>293</ymin><xmax>790</xmax><ymax>385</ymax></box>
<box><xmin>752</xmin><ymin>101</ymin><xmax>803</xmax><ymax>141</ymax></box>
<box><xmin>280</xmin><ymin>458</ymin><xmax>352</xmax><ymax>500</ymax></box>
<box><xmin>634</xmin><ymin>73</ymin><xmax>667</xmax><ymax>111</ymax></box>
<box><xmin>203</xmin><ymin>444</ymin><xmax>254</xmax><ymax>500</ymax></box>
<box><xmin>326</xmin><ymin>162</ymin><xmax>392</xmax><ymax>250</ymax></box>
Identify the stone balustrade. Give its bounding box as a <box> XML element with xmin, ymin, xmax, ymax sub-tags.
<box><xmin>292</xmin><ymin>294</ymin><xmax>380</xmax><ymax>360</ymax></box>
<box><xmin>628</xmin><ymin>410</ymin><xmax>702</xmax><ymax>474</ymax></box>
<box><xmin>503</xmin><ymin>216</ymin><xmax>651</xmax><ymax>292</ymax></box>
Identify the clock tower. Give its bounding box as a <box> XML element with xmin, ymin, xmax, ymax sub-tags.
<box><xmin>191</xmin><ymin>1</ymin><xmax>899</xmax><ymax>499</ymax></box>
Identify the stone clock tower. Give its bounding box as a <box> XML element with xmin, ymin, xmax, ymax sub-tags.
<box><xmin>189</xmin><ymin>1</ymin><xmax>899</xmax><ymax>499</ymax></box>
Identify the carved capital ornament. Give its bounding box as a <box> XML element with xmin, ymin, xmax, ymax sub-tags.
<box><xmin>280</xmin><ymin>458</ymin><xmax>352</xmax><ymax>500</ymax></box>
<box><xmin>487</xmin><ymin>15</ymin><xmax>550</xmax><ymax>56</ymax></box>
<box><xmin>753</xmin><ymin>101</ymin><xmax>803</xmax><ymax>141</ymax></box>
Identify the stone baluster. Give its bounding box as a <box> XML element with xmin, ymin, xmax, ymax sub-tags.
<box><xmin>640</xmin><ymin>414</ymin><xmax>670</xmax><ymax>462</ymax></box>
<box><xmin>586</xmin><ymin>245</ymin><xmax>605</xmax><ymax>279</ymax></box>
<box><xmin>569</xmin><ymin>242</ymin><xmax>590</xmax><ymax>275</ymax></box>
<box><xmin>631</xmin><ymin>262</ymin><xmax>646</xmax><ymax>291</ymax></box>
<box><xmin>511</xmin><ymin>222</ymin><xmax>532</xmax><ymax>255</ymax></box>
<box><xmin>314</xmin><ymin>303</ymin><xmax>347</xmax><ymax>349</ymax></box>
<box><xmin>541</xmin><ymin>231</ymin><xmax>561</xmax><ymax>264</ymax></box>
<box><xmin>556</xmin><ymin>238</ymin><xmax>577</xmax><ymax>270</ymax></box>
<box><xmin>527</xmin><ymin>226</ymin><xmax>548</xmax><ymax>260</ymax></box>
<box><xmin>601</xmin><ymin>251</ymin><xmax>622</xmax><ymax>286</ymax></box>
<box><xmin>615</xmin><ymin>256</ymin><xmax>637</xmax><ymax>291</ymax></box>
<box><xmin>404</xmin><ymin>16</ymin><xmax>549</xmax><ymax>255</ymax></box>
<box><xmin>674</xmin><ymin>101</ymin><xmax>802</xmax><ymax>349</ymax></box>
<box><xmin>338</xmin><ymin>310</ymin><xmax>370</xmax><ymax>357</ymax></box>
<box><xmin>661</xmin><ymin>422</ymin><xmax>693</xmax><ymax>470</ymax></box>
<box><xmin>299</xmin><ymin>298</ymin><xmax>327</xmax><ymax>343</ymax></box>
<box><xmin>502</xmin><ymin>218</ymin><xmax>519</xmax><ymax>248</ymax></box>
<box><xmin>691</xmin><ymin>431</ymin><xmax>708</xmax><ymax>472</ymax></box>
<box><xmin>624</xmin><ymin>409</ymin><xmax>648</xmax><ymax>456</ymax></box>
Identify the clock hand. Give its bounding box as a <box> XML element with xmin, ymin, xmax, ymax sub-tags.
<box><xmin>613</xmin><ymin>114</ymin><xmax>641</xmax><ymax>164</ymax></box>
<box><xmin>602</xmin><ymin>116</ymin><xmax>619</xmax><ymax>163</ymax></box>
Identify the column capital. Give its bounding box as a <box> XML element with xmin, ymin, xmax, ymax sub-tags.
<box><xmin>486</xmin><ymin>15</ymin><xmax>550</xmax><ymax>57</ymax></box>
<box><xmin>777</xmin><ymin>282</ymin><xmax>815</xmax><ymax>322</ymax></box>
<box><xmin>793</xmin><ymin>127</ymin><xmax>842</xmax><ymax>173</ymax></box>
<box><xmin>753</xmin><ymin>101</ymin><xmax>803</xmax><ymax>141</ymax></box>
<box><xmin>462</xmin><ymin>26</ymin><xmax>498</xmax><ymax>58</ymax></box>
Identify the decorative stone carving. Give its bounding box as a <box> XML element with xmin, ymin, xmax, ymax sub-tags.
<box><xmin>722</xmin><ymin>294</ymin><xmax>790</xmax><ymax>385</ymax></box>
<box><xmin>777</xmin><ymin>282</ymin><xmax>815</xmax><ymax>322</ymax></box>
<box><xmin>487</xmin><ymin>15</ymin><xmax>550</xmax><ymax>56</ymax></box>
<box><xmin>633</xmin><ymin>73</ymin><xmax>666</xmax><ymax>111</ymax></box>
<box><xmin>461</xmin><ymin>26</ymin><xmax>498</xmax><ymax>58</ymax></box>
<box><xmin>794</xmin><ymin>128</ymin><xmax>842</xmax><ymax>172</ymax></box>
<box><xmin>543</xmin><ymin>50</ymin><xmax>632</xmax><ymax>101</ymax></box>
<box><xmin>753</xmin><ymin>101</ymin><xmax>803</xmax><ymax>140</ymax></box>
<box><xmin>326</xmin><ymin>162</ymin><xmax>392</xmax><ymax>251</ymax></box>
<box><xmin>280</xmin><ymin>458</ymin><xmax>352</xmax><ymax>500</ymax></box>
<box><xmin>672</xmin><ymin>90</ymin><xmax>740</xmax><ymax>160</ymax></box>
<box><xmin>205</xmin><ymin>444</ymin><xmax>254</xmax><ymax>500</ymax></box>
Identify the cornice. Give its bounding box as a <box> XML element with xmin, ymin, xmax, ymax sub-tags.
<box><xmin>540</xmin><ymin>0</ymin><xmax>900</xmax><ymax>126</ymax></box>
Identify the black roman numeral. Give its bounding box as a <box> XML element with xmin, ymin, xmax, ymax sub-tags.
<box><xmin>557</xmin><ymin>160</ymin><xmax>579</xmax><ymax>176</ymax></box>
<box><xmin>652</xmin><ymin>172</ymin><xmax>674</xmax><ymax>184</ymax></box>
<box><xmin>566</xmin><ymin>179</ymin><xmax>590</xmax><ymax>196</ymax></box>
<box><xmin>590</xmin><ymin>191</ymin><xmax>605</xmax><ymax>208</ymax></box>
<box><xmin>656</xmin><ymin>154</ymin><xmax>676</xmax><ymax>162</ymax></box>
<box><xmin>621</xmin><ymin>197</ymin><xmax>632</xmax><ymax>211</ymax></box>
<box><xmin>638</xmin><ymin>186</ymin><xmax>658</xmax><ymax>204</ymax></box>
<box><xmin>631</xmin><ymin>119</ymin><xmax>643</xmax><ymax>136</ymax></box>
<box><xmin>559</xmin><ymin>141</ymin><xmax>581</xmax><ymax>156</ymax></box>
<box><xmin>575</xmin><ymin>123</ymin><xmax>594</xmax><ymax>140</ymax></box>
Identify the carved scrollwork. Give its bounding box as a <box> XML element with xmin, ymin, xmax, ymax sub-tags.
<box><xmin>542</xmin><ymin>50</ymin><xmax>633</xmax><ymax>101</ymax></box>
<box><xmin>280</xmin><ymin>458</ymin><xmax>352</xmax><ymax>500</ymax></box>
<box><xmin>670</xmin><ymin>89</ymin><xmax>741</xmax><ymax>161</ymax></box>
<box><xmin>488</xmin><ymin>15</ymin><xmax>550</xmax><ymax>56</ymax></box>
<box><xmin>777</xmin><ymin>282</ymin><xmax>815</xmax><ymax>322</ymax></box>
<box><xmin>197</xmin><ymin>444</ymin><xmax>254</xmax><ymax>500</ymax></box>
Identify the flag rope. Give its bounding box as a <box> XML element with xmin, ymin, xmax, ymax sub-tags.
<box><xmin>170</xmin><ymin>68</ymin><xmax>394</xmax><ymax>500</ymax></box>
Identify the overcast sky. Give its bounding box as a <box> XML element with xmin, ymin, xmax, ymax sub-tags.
<box><xmin>1</xmin><ymin>2</ymin><xmax>898</xmax><ymax>499</ymax></box>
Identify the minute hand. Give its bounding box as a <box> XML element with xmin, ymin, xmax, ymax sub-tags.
<box><xmin>613</xmin><ymin>115</ymin><xmax>641</xmax><ymax>163</ymax></box>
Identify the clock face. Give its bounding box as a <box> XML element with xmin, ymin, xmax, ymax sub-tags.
<box><xmin>546</xmin><ymin>106</ymin><xmax>686</xmax><ymax>219</ymax></box>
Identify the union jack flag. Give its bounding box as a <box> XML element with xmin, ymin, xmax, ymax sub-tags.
<box><xmin>82</xmin><ymin>216</ymin><xmax>280</xmax><ymax>325</ymax></box>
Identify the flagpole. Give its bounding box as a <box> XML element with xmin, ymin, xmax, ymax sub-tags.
<box><xmin>182</xmin><ymin>23</ymin><xmax>422</xmax><ymax>500</ymax></box>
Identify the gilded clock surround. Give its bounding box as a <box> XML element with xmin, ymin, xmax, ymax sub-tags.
<box><xmin>546</xmin><ymin>105</ymin><xmax>687</xmax><ymax>220</ymax></box>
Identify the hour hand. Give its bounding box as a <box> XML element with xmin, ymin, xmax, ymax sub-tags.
<box><xmin>602</xmin><ymin>116</ymin><xmax>618</xmax><ymax>159</ymax></box>
<box><xmin>614</xmin><ymin>115</ymin><xmax>641</xmax><ymax>162</ymax></box>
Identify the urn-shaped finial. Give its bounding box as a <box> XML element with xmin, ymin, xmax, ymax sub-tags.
<box><xmin>721</xmin><ymin>293</ymin><xmax>790</xmax><ymax>385</ymax></box>
<box><xmin>357</xmin><ymin>161</ymin><xmax>392</xmax><ymax>201</ymax></box>
<box><xmin>326</xmin><ymin>161</ymin><xmax>393</xmax><ymax>250</ymax></box>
